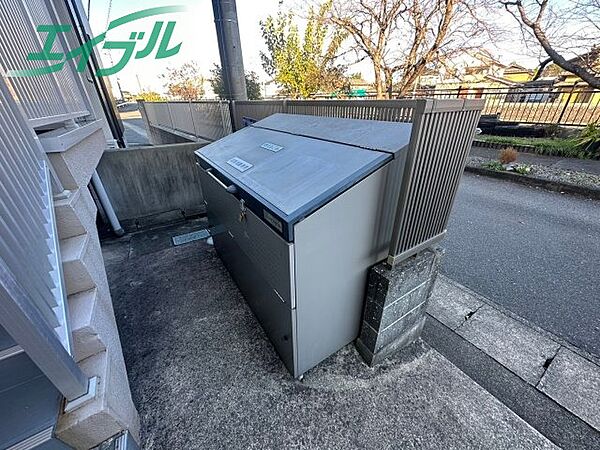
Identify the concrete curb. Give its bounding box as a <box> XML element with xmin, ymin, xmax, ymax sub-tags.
<box><xmin>427</xmin><ymin>275</ymin><xmax>600</xmax><ymax>433</ymax></box>
<box><xmin>473</xmin><ymin>139</ymin><xmax>541</xmax><ymax>155</ymax></box>
<box><xmin>465</xmin><ymin>165</ymin><xmax>600</xmax><ymax>200</ymax></box>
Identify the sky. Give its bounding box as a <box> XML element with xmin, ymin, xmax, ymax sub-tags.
<box><xmin>85</xmin><ymin>0</ymin><xmax>547</xmax><ymax>99</ymax></box>
<box><xmin>87</xmin><ymin>0</ymin><xmax>281</xmax><ymax>97</ymax></box>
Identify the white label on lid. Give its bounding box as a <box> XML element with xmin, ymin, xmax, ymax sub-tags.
<box><xmin>260</xmin><ymin>142</ymin><xmax>284</xmax><ymax>152</ymax></box>
<box><xmin>227</xmin><ymin>157</ymin><xmax>253</xmax><ymax>172</ymax></box>
<box><xmin>263</xmin><ymin>210</ymin><xmax>283</xmax><ymax>233</ymax></box>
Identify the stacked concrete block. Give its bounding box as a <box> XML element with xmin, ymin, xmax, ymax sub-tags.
<box><xmin>356</xmin><ymin>248</ymin><xmax>442</xmax><ymax>366</ymax></box>
<box><xmin>46</xmin><ymin>128</ymin><xmax>140</xmax><ymax>449</ymax></box>
<box><xmin>54</xmin><ymin>188</ymin><xmax>97</xmax><ymax>241</ymax></box>
<box><xmin>47</xmin><ymin>131</ymin><xmax>105</xmax><ymax>190</ymax></box>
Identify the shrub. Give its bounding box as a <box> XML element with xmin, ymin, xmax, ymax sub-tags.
<box><xmin>514</xmin><ymin>164</ymin><xmax>532</xmax><ymax>175</ymax></box>
<box><xmin>574</xmin><ymin>123</ymin><xmax>600</xmax><ymax>159</ymax></box>
<box><xmin>484</xmin><ymin>161</ymin><xmax>505</xmax><ymax>171</ymax></box>
<box><xmin>499</xmin><ymin>147</ymin><xmax>518</xmax><ymax>164</ymax></box>
<box><xmin>478</xmin><ymin>135</ymin><xmax>582</xmax><ymax>158</ymax></box>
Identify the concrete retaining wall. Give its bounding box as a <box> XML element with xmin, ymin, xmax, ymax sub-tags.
<box><xmin>97</xmin><ymin>142</ymin><xmax>207</xmax><ymax>231</ymax></box>
<box><xmin>146</xmin><ymin>125</ymin><xmax>195</xmax><ymax>145</ymax></box>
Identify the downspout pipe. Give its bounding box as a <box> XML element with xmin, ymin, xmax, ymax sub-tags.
<box><xmin>91</xmin><ymin>171</ymin><xmax>124</xmax><ymax>237</ymax></box>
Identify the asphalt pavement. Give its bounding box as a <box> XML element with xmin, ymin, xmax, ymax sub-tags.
<box><xmin>441</xmin><ymin>173</ymin><xmax>600</xmax><ymax>358</ymax></box>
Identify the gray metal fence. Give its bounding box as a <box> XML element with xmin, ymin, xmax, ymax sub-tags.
<box><xmin>232</xmin><ymin>99</ymin><xmax>416</xmax><ymax>129</ymax></box>
<box><xmin>313</xmin><ymin>86</ymin><xmax>599</xmax><ymax>126</ymax></box>
<box><xmin>142</xmin><ymin>98</ymin><xmax>483</xmax><ymax>264</ymax></box>
<box><xmin>411</xmin><ymin>86</ymin><xmax>599</xmax><ymax>127</ymax></box>
<box><xmin>387</xmin><ymin>99</ymin><xmax>483</xmax><ymax>264</ymax></box>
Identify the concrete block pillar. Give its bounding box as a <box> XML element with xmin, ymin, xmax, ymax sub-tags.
<box><xmin>46</xmin><ymin>126</ymin><xmax>139</xmax><ymax>448</ymax></box>
<box><xmin>356</xmin><ymin>248</ymin><xmax>442</xmax><ymax>366</ymax></box>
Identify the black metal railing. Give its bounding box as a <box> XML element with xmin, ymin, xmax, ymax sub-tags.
<box><xmin>315</xmin><ymin>86</ymin><xmax>599</xmax><ymax>126</ymax></box>
<box><xmin>409</xmin><ymin>86</ymin><xmax>599</xmax><ymax>126</ymax></box>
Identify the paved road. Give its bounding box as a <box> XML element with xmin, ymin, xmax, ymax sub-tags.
<box><xmin>441</xmin><ymin>173</ymin><xmax>600</xmax><ymax>358</ymax></box>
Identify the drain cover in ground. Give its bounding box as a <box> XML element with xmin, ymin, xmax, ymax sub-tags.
<box><xmin>172</xmin><ymin>229</ymin><xmax>211</xmax><ymax>246</ymax></box>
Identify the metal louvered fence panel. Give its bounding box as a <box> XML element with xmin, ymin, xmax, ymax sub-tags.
<box><xmin>387</xmin><ymin>99</ymin><xmax>483</xmax><ymax>264</ymax></box>
<box><xmin>231</xmin><ymin>99</ymin><xmax>415</xmax><ymax>129</ymax></box>
<box><xmin>0</xmin><ymin>75</ymin><xmax>87</xmax><ymax>400</ymax></box>
<box><xmin>143</xmin><ymin>98</ymin><xmax>483</xmax><ymax>265</ymax></box>
<box><xmin>0</xmin><ymin>0</ymin><xmax>90</xmax><ymax>128</ymax></box>
<box><xmin>190</xmin><ymin>101</ymin><xmax>232</xmax><ymax>140</ymax></box>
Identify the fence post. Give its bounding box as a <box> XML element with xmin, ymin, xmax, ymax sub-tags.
<box><xmin>229</xmin><ymin>100</ymin><xmax>238</xmax><ymax>132</ymax></box>
<box><xmin>283</xmin><ymin>99</ymin><xmax>288</xmax><ymax>113</ymax></box>
<box><xmin>166</xmin><ymin>101</ymin><xmax>174</xmax><ymax>129</ymax></box>
<box><xmin>557</xmin><ymin>85</ymin><xmax>576</xmax><ymax>125</ymax></box>
<box><xmin>189</xmin><ymin>100</ymin><xmax>198</xmax><ymax>138</ymax></box>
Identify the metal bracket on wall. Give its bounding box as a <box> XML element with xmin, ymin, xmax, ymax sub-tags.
<box><xmin>64</xmin><ymin>376</ymin><xmax>98</xmax><ymax>413</ymax></box>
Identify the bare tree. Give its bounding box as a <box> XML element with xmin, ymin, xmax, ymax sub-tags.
<box><xmin>160</xmin><ymin>62</ymin><xmax>205</xmax><ymax>101</ymax></box>
<box><xmin>327</xmin><ymin>0</ymin><xmax>496</xmax><ymax>98</ymax></box>
<box><xmin>502</xmin><ymin>0</ymin><xmax>600</xmax><ymax>88</ymax></box>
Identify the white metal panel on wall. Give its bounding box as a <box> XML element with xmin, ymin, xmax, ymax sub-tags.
<box><xmin>0</xmin><ymin>0</ymin><xmax>90</xmax><ymax>128</ymax></box>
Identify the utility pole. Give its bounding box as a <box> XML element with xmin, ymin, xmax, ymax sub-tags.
<box><xmin>212</xmin><ymin>0</ymin><xmax>247</xmax><ymax>101</ymax></box>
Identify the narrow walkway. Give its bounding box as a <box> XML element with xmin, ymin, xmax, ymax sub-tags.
<box><xmin>120</xmin><ymin>111</ymin><xmax>150</xmax><ymax>147</ymax></box>
<box><xmin>102</xmin><ymin>221</ymin><xmax>554</xmax><ymax>450</ymax></box>
<box><xmin>471</xmin><ymin>146</ymin><xmax>600</xmax><ymax>175</ymax></box>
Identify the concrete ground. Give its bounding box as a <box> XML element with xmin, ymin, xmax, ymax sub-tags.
<box><xmin>102</xmin><ymin>220</ymin><xmax>557</xmax><ymax>450</ymax></box>
<box><xmin>426</xmin><ymin>276</ymin><xmax>600</xmax><ymax>447</ymax></box>
<box><xmin>120</xmin><ymin>111</ymin><xmax>150</xmax><ymax>146</ymax></box>
<box><xmin>442</xmin><ymin>173</ymin><xmax>600</xmax><ymax>358</ymax></box>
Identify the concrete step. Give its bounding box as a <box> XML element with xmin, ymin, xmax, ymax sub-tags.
<box><xmin>68</xmin><ymin>288</ymin><xmax>122</xmax><ymax>363</ymax></box>
<box><xmin>60</xmin><ymin>232</ymin><xmax>109</xmax><ymax>296</ymax></box>
<box><xmin>47</xmin><ymin>128</ymin><xmax>105</xmax><ymax>190</ymax></box>
<box><xmin>54</xmin><ymin>188</ymin><xmax>97</xmax><ymax>241</ymax></box>
<box><xmin>56</xmin><ymin>349</ymin><xmax>140</xmax><ymax>450</ymax></box>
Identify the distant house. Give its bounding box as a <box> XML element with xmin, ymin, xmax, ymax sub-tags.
<box><xmin>503</xmin><ymin>49</ymin><xmax>600</xmax><ymax>107</ymax></box>
<box><xmin>538</xmin><ymin>48</ymin><xmax>600</xmax><ymax>104</ymax></box>
<box><xmin>428</xmin><ymin>50</ymin><xmax>534</xmax><ymax>96</ymax></box>
<box><xmin>347</xmin><ymin>76</ymin><xmax>371</xmax><ymax>97</ymax></box>
<box><xmin>503</xmin><ymin>63</ymin><xmax>534</xmax><ymax>84</ymax></box>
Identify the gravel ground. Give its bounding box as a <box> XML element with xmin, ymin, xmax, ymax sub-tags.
<box><xmin>467</xmin><ymin>156</ymin><xmax>600</xmax><ymax>190</ymax></box>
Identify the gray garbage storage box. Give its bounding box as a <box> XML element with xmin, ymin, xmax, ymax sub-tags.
<box><xmin>195</xmin><ymin>113</ymin><xmax>412</xmax><ymax>378</ymax></box>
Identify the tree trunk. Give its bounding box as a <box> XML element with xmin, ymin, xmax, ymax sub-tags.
<box><xmin>384</xmin><ymin>70</ymin><xmax>394</xmax><ymax>99</ymax></box>
<box><xmin>373</xmin><ymin>62</ymin><xmax>385</xmax><ymax>99</ymax></box>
